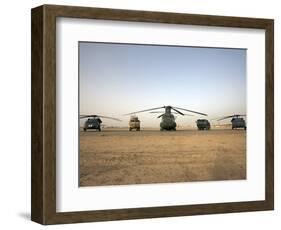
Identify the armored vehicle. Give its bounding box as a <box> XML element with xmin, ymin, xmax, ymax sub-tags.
<box><xmin>80</xmin><ymin>115</ymin><xmax>121</xmax><ymax>131</ymax></box>
<box><xmin>125</xmin><ymin>105</ymin><xmax>207</xmax><ymax>131</ymax></box>
<box><xmin>218</xmin><ymin>114</ymin><xmax>246</xmax><ymax>130</ymax></box>
<box><xmin>196</xmin><ymin>119</ymin><xmax>210</xmax><ymax>130</ymax></box>
<box><xmin>129</xmin><ymin>115</ymin><xmax>141</xmax><ymax>131</ymax></box>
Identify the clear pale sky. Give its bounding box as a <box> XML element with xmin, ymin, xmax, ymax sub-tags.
<box><xmin>79</xmin><ymin>42</ymin><xmax>246</xmax><ymax>128</ymax></box>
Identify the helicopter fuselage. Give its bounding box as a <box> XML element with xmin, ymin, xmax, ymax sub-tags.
<box><xmin>160</xmin><ymin>114</ymin><xmax>177</xmax><ymax>131</ymax></box>
<box><xmin>231</xmin><ymin>117</ymin><xmax>246</xmax><ymax>130</ymax></box>
<box><xmin>160</xmin><ymin>110</ymin><xmax>177</xmax><ymax>131</ymax></box>
<box><xmin>83</xmin><ymin>118</ymin><xmax>102</xmax><ymax>131</ymax></box>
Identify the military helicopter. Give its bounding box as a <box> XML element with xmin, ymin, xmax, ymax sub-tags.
<box><xmin>80</xmin><ymin>115</ymin><xmax>121</xmax><ymax>131</ymax></box>
<box><xmin>217</xmin><ymin>114</ymin><xmax>246</xmax><ymax>130</ymax></box>
<box><xmin>125</xmin><ymin>105</ymin><xmax>207</xmax><ymax>131</ymax></box>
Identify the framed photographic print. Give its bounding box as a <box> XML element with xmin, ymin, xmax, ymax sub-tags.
<box><xmin>31</xmin><ymin>4</ymin><xmax>274</xmax><ymax>225</ymax></box>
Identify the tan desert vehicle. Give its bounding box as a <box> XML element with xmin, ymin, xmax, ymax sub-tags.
<box><xmin>129</xmin><ymin>115</ymin><xmax>140</xmax><ymax>131</ymax></box>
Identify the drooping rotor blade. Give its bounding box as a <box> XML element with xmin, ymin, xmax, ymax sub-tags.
<box><xmin>124</xmin><ymin>106</ymin><xmax>165</xmax><ymax>115</ymax></box>
<box><xmin>157</xmin><ymin>114</ymin><xmax>164</xmax><ymax>118</ymax></box>
<box><xmin>172</xmin><ymin>106</ymin><xmax>207</xmax><ymax>116</ymax></box>
<box><xmin>211</xmin><ymin>117</ymin><xmax>221</xmax><ymax>121</ymax></box>
<box><xmin>80</xmin><ymin>115</ymin><xmax>98</xmax><ymax>119</ymax></box>
<box><xmin>217</xmin><ymin>115</ymin><xmax>234</xmax><ymax>121</ymax></box>
<box><xmin>231</xmin><ymin>114</ymin><xmax>246</xmax><ymax>118</ymax></box>
<box><xmin>217</xmin><ymin>114</ymin><xmax>246</xmax><ymax>121</ymax></box>
<box><xmin>150</xmin><ymin>111</ymin><xmax>194</xmax><ymax>116</ymax></box>
<box><xmin>80</xmin><ymin>114</ymin><xmax>121</xmax><ymax>121</ymax></box>
<box><xmin>171</xmin><ymin>107</ymin><xmax>184</xmax><ymax>116</ymax></box>
<box><xmin>98</xmin><ymin>115</ymin><xmax>122</xmax><ymax>122</ymax></box>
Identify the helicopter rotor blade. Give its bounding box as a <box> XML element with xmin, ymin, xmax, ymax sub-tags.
<box><xmin>217</xmin><ymin>115</ymin><xmax>234</xmax><ymax>121</ymax></box>
<box><xmin>80</xmin><ymin>115</ymin><xmax>98</xmax><ymax>119</ymax></box>
<box><xmin>79</xmin><ymin>114</ymin><xmax>121</xmax><ymax>121</ymax></box>
<box><xmin>124</xmin><ymin>106</ymin><xmax>165</xmax><ymax>115</ymax></box>
<box><xmin>217</xmin><ymin>114</ymin><xmax>246</xmax><ymax>121</ymax></box>
<box><xmin>157</xmin><ymin>114</ymin><xmax>164</xmax><ymax>118</ymax></box>
<box><xmin>171</xmin><ymin>107</ymin><xmax>184</xmax><ymax>116</ymax></box>
<box><xmin>150</xmin><ymin>111</ymin><xmax>193</xmax><ymax>116</ymax></box>
<box><xmin>97</xmin><ymin>115</ymin><xmax>122</xmax><ymax>121</ymax></box>
<box><xmin>172</xmin><ymin>106</ymin><xmax>207</xmax><ymax>116</ymax></box>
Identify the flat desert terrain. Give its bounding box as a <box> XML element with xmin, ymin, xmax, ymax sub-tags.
<box><xmin>79</xmin><ymin>129</ymin><xmax>246</xmax><ymax>186</ymax></box>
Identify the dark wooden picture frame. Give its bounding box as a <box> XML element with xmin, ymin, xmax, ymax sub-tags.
<box><xmin>31</xmin><ymin>4</ymin><xmax>274</xmax><ymax>225</ymax></box>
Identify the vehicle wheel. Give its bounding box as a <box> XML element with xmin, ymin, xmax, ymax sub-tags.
<box><xmin>244</xmin><ymin>126</ymin><xmax>247</xmax><ymax>130</ymax></box>
<box><xmin>137</xmin><ymin>128</ymin><xmax>140</xmax><ymax>131</ymax></box>
<box><xmin>83</xmin><ymin>128</ymin><xmax>87</xmax><ymax>132</ymax></box>
<box><xmin>129</xmin><ymin>128</ymin><xmax>132</xmax><ymax>131</ymax></box>
<box><xmin>98</xmin><ymin>128</ymin><xmax>101</xmax><ymax>131</ymax></box>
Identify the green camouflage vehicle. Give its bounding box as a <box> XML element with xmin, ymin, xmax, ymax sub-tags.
<box><xmin>196</xmin><ymin>119</ymin><xmax>211</xmax><ymax>130</ymax></box>
<box><xmin>129</xmin><ymin>115</ymin><xmax>140</xmax><ymax>131</ymax></box>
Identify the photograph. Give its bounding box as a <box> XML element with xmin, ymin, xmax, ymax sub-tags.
<box><xmin>79</xmin><ymin>42</ymin><xmax>247</xmax><ymax>187</ymax></box>
<box><xmin>30</xmin><ymin>4</ymin><xmax>274</xmax><ymax>224</ymax></box>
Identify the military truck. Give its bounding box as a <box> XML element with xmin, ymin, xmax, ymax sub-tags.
<box><xmin>196</xmin><ymin>119</ymin><xmax>210</xmax><ymax>130</ymax></box>
<box><xmin>129</xmin><ymin>115</ymin><xmax>140</xmax><ymax>131</ymax></box>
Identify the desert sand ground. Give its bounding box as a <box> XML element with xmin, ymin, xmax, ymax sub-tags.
<box><xmin>79</xmin><ymin>128</ymin><xmax>246</xmax><ymax>186</ymax></box>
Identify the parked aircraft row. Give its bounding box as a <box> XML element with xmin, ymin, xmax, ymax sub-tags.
<box><xmin>80</xmin><ymin>105</ymin><xmax>246</xmax><ymax>131</ymax></box>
